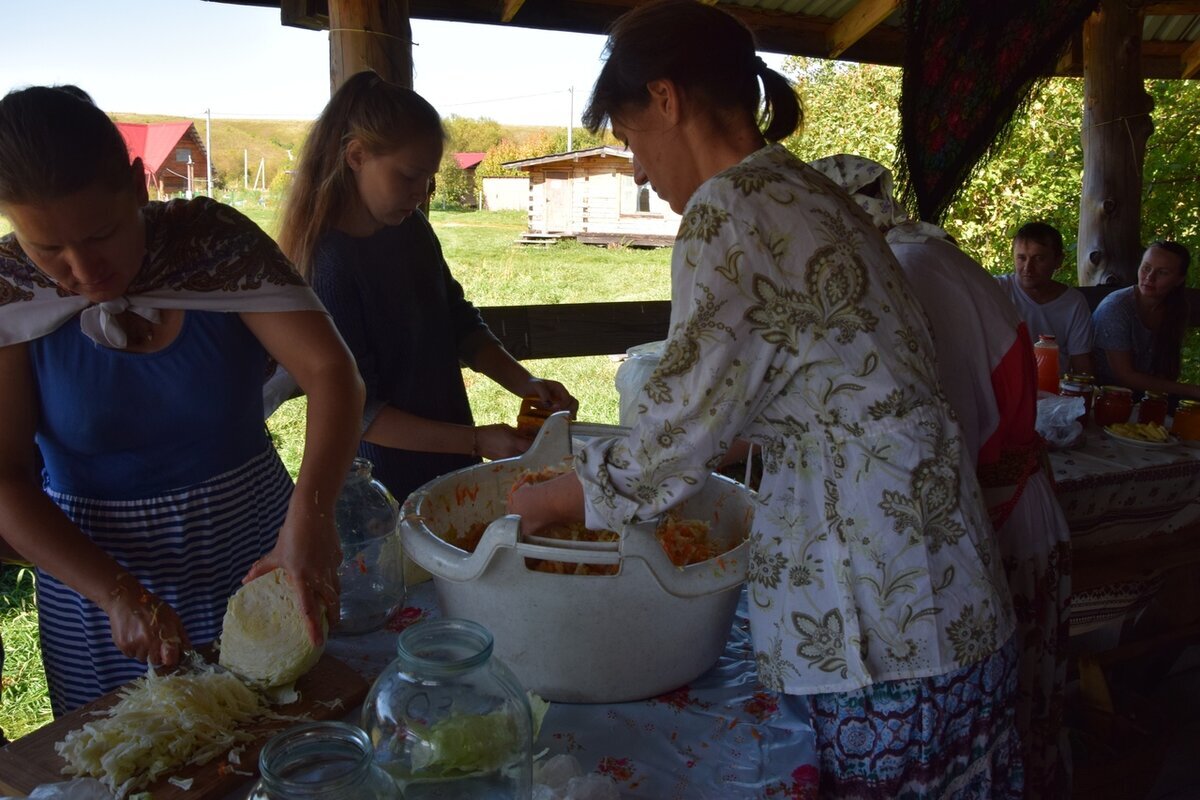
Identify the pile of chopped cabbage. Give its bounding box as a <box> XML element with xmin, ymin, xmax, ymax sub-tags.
<box><xmin>219</xmin><ymin>567</ymin><xmax>326</xmax><ymax>687</ymax></box>
<box><xmin>55</xmin><ymin>664</ymin><xmax>268</xmax><ymax>798</ymax></box>
<box><xmin>398</xmin><ymin>693</ymin><xmax>550</xmax><ymax>781</ymax></box>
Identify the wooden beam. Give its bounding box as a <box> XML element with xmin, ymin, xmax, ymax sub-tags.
<box><xmin>479</xmin><ymin>301</ymin><xmax>671</xmax><ymax>359</ymax></box>
<box><xmin>500</xmin><ymin>0</ymin><xmax>525</xmax><ymax>23</ymax></box>
<box><xmin>329</xmin><ymin>0</ymin><xmax>414</xmax><ymax>90</ymax></box>
<box><xmin>826</xmin><ymin>0</ymin><xmax>900</xmax><ymax>59</ymax></box>
<box><xmin>1078</xmin><ymin>0</ymin><xmax>1155</xmax><ymax>286</ymax></box>
<box><xmin>1143</xmin><ymin>1</ymin><xmax>1200</xmax><ymax>14</ymax></box>
<box><xmin>1184</xmin><ymin>36</ymin><xmax>1200</xmax><ymax>78</ymax></box>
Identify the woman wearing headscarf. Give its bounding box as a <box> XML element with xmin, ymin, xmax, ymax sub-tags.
<box><xmin>508</xmin><ymin>3</ymin><xmax>1023</xmax><ymax>796</ymax></box>
<box><xmin>0</xmin><ymin>86</ymin><xmax>364</xmax><ymax>714</ymax></box>
<box><xmin>810</xmin><ymin>153</ymin><xmax>1071</xmax><ymax>799</ymax></box>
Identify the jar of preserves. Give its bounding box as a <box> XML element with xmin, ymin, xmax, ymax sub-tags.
<box><xmin>362</xmin><ymin>618</ymin><xmax>533</xmax><ymax>798</ymax></box>
<box><xmin>1059</xmin><ymin>373</ymin><xmax>1095</xmax><ymax>424</ymax></box>
<box><xmin>248</xmin><ymin>721</ymin><xmax>396</xmax><ymax>800</ymax></box>
<box><xmin>1093</xmin><ymin>385</ymin><xmax>1134</xmax><ymax>428</ymax></box>
<box><xmin>1171</xmin><ymin>399</ymin><xmax>1200</xmax><ymax>442</ymax></box>
<box><xmin>1033</xmin><ymin>335</ymin><xmax>1061</xmax><ymax>395</ymax></box>
<box><xmin>334</xmin><ymin>458</ymin><xmax>404</xmax><ymax>635</ymax></box>
<box><xmin>1137</xmin><ymin>391</ymin><xmax>1169</xmax><ymax>426</ymax></box>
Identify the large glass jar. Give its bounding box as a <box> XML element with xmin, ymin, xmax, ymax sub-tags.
<box><xmin>335</xmin><ymin>458</ymin><xmax>404</xmax><ymax>635</ymax></box>
<box><xmin>1093</xmin><ymin>385</ymin><xmax>1134</xmax><ymax>428</ymax></box>
<box><xmin>248</xmin><ymin>721</ymin><xmax>396</xmax><ymax>799</ymax></box>
<box><xmin>1172</xmin><ymin>399</ymin><xmax>1200</xmax><ymax>442</ymax></box>
<box><xmin>362</xmin><ymin>618</ymin><xmax>533</xmax><ymax>798</ymax></box>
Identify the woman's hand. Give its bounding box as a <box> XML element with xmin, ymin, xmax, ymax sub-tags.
<box><xmin>507</xmin><ymin>472</ymin><xmax>586</xmax><ymax>536</ymax></box>
<box><xmin>104</xmin><ymin>578</ymin><xmax>191</xmax><ymax>667</ymax></box>
<box><xmin>476</xmin><ymin>423</ymin><xmax>535</xmax><ymax>460</ymax></box>
<box><xmin>521</xmin><ymin>378</ymin><xmax>579</xmax><ymax>417</ymax></box>
<box><xmin>244</xmin><ymin>511</ymin><xmax>343</xmax><ymax>646</ymax></box>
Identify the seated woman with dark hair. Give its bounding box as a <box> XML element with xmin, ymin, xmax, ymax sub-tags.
<box><xmin>1092</xmin><ymin>241</ymin><xmax>1200</xmax><ymax>400</ymax></box>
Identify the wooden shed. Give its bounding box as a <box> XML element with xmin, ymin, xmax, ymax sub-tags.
<box><xmin>115</xmin><ymin>121</ymin><xmax>208</xmax><ymax>199</ymax></box>
<box><xmin>503</xmin><ymin>145</ymin><xmax>681</xmax><ymax>247</ymax></box>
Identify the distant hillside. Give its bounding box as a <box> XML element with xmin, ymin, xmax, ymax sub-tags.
<box><xmin>112</xmin><ymin>113</ymin><xmax>567</xmax><ymax>192</ymax></box>
<box><xmin>113</xmin><ymin>113</ymin><xmax>312</xmax><ymax>191</ymax></box>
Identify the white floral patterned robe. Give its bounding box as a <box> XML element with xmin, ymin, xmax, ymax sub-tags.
<box><xmin>576</xmin><ymin>145</ymin><xmax>1015</xmax><ymax>696</ymax></box>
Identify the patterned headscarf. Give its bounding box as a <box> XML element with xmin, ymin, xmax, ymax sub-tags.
<box><xmin>807</xmin><ymin>154</ymin><xmax>952</xmax><ymax>245</ymax></box>
<box><xmin>0</xmin><ymin>198</ymin><xmax>324</xmax><ymax>348</ymax></box>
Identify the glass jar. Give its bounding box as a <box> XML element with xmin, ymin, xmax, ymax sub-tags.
<box><xmin>1171</xmin><ymin>399</ymin><xmax>1200</xmax><ymax>442</ymax></box>
<box><xmin>335</xmin><ymin>458</ymin><xmax>404</xmax><ymax>635</ymax></box>
<box><xmin>1093</xmin><ymin>385</ymin><xmax>1134</xmax><ymax>428</ymax></box>
<box><xmin>1137</xmin><ymin>391</ymin><xmax>1169</xmax><ymax>426</ymax></box>
<box><xmin>1033</xmin><ymin>335</ymin><xmax>1061</xmax><ymax>395</ymax></box>
<box><xmin>362</xmin><ymin>618</ymin><xmax>533</xmax><ymax>798</ymax></box>
<box><xmin>1059</xmin><ymin>373</ymin><xmax>1095</xmax><ymax>424</ymax></box>
<box><xmin>248</xmin><ymin>721</ymin><xmax>396</xmax><ymax>799</ymax></box>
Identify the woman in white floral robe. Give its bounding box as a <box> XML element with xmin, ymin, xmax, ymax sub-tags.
<box><xmin>508</xmin><ymin>2</ymin><xmax>1024</xmax><ymax>796</ymax></box>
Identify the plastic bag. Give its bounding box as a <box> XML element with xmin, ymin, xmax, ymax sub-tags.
<box><xmin>614</xmin><ymin>341</ymin><xmax>664</xmax><ymax>427</ymax></box>
<box><xmin>0</xmin><ymin>779</ymin><xmax>114</xmax><ymax>800</ymax></box>
<box><xmin>1036</xmin><ymin>395</ymin><xmax>1085</xmax><ymax>449</ymax></box>
<box><xmin>532</xmin><ymin>754</ymin><xmax>620</xmax><ymax>800</ymax></box>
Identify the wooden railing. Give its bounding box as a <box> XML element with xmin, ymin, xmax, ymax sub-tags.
<box><xmin>479</xmin><ymin>301</ymin><xmax>670</xmax><ymax>360</ymax></box>
<box><xmin>480</xmin><ymin>287</ymin><xmax>1200</xmax><ymax>362</ymax></box>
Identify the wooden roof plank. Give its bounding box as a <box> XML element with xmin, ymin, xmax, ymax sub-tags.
<box><xmin>1183</xmin><ymin>36</ymin><xmax>1200</xmax><ymax>76</ymax></box>
<box><xmin>827</xmin><ymin>0</ymin><xmax>900</xmax><ymax>59</ymax></box>
<box><xmin>501</xmin><ymin>0</ymin><xmax>527</xmax><ymax>23</ymax></box>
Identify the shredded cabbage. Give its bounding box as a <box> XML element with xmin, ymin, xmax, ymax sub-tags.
<box><xmin>55</xmin><ymin>664</ymin><xmax>269</xmax><ymax>798</ymax></box>
<box><xmin>401</xmin><ymin>692</ymin><xmax>549</xmax><ymax>779</ymax></box>
<box><xmin>219</xmin><ymin>568</ymin><xmax>326</xmax><ymax>687</ymax></box>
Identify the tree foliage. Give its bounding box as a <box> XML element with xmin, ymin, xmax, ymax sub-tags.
<box><xmin>442</xmin><ymin>114</ymin><xmax>506</xmax><ymax>153</ymax></box>
<box><xmin>779</xmin><ymin>59</ymin><xmax>1199</xmax><ymax>286</ymax></box>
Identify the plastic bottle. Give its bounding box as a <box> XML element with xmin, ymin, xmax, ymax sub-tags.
<box><xmin>1033</xmin><ymin>335</ymin><xmax>1060</xmax><ymax>395</ymax></box>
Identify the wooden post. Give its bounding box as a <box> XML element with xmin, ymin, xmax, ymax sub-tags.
<box><xmin>1078</xmin><ymin>0</ymin><xmax>1154</xmax><ymax>286</ymax></box>
<box><xmin>329</xmin><ymin>0</ymin><xmax>413</xmax><ymax>91</ymax></box>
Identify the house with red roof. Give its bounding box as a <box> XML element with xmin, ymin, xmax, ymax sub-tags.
<box><xmin>116</xmin><ymin>121</ymin><xmax>208</xmax><ymax>198</ymax></box>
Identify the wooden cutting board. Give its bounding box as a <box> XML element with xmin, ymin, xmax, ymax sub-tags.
<box><xmin>0</xmin><ymin>652</ymin><xmax>369</xmax><ymax>798</ymax></box>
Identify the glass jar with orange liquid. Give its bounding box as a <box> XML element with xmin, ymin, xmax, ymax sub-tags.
<box><xmin>1093</xmin><ymin>385</ymin><xmax>1134</xmax><ymax>428</ymax></box>
<box><xmin>1171</xmin><ymin>399</ymin><xmax>1200</xmax><ymax>443</ymax></box>
<box><xmin>1033</xmin><ymin>335</ymin><xmax>1060</xmax><ymax>395</ymax></box>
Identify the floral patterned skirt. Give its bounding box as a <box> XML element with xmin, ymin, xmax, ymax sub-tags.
<box><xmin>800</xmin><ymin>635</ymin><xmax>1023</xmax><ymax>800</ymax></box>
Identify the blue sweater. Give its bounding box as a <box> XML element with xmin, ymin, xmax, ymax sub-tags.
<box><xmin>310</xmin><ymin>212</ymin><xmax>498</xmax><ymax>503</ymax></box>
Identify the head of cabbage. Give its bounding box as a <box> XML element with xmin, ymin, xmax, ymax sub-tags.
<box><xmin>219</xmin><ymin>568</ymin><xmax>326</xmax><ymax>688</ymax></box>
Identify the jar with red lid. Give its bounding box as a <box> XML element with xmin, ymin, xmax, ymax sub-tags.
<box><xmin>1059</xmin><ymin>373</ymin><xmax>1095</xmax><ymax>424</ymax></box>
<box><xmin>1093</xmin><ymin>385</ymin><xmax>1134</xmax><ymax>428</ymax></box>
<box><xmin>1171</xmin><ymin>399</ymin><xmax>1200</xmax><ymax>443</ymax></box>
<box><xmin>1136</xmin><ymin>391</ymin><xmax>1169</xmax><ymax>426</ymax></box>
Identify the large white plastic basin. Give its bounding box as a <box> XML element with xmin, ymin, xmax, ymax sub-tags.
<box><xmin>399</xmin><ymin>413</ymin><xmax>754</xmax><ymax>703</ymax></box>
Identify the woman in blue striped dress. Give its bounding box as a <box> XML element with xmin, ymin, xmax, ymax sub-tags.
<box><xmin>0</xmin><ymin>86</ymin><xmax>364</xmax><ymax>715</ymax></box>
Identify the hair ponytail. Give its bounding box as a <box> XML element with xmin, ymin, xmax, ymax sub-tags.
<box><xmin>583</xmin><ymin>0</ymin><xmax>801</xmax><ymax>142</ymax></box>
<box><xmin>278</xmin><ymin>71</ymin><xmax>444</xmax><ymax>280</ymax></box>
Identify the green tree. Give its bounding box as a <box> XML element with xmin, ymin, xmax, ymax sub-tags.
<box><xmin>433</xmin><ymin>150</ymin><xmax>475</xmax><ymax>209</ymax></box>
<box><xmin>442</xmin><ymin>115</ymin><xmax>506</xmax><ymax>153</ymax></box>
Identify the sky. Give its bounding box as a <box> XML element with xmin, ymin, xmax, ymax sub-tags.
<box><xmin>2</xmin><ymin>0</ymin><xmax>790</xmax><ymax>127</ymax></box>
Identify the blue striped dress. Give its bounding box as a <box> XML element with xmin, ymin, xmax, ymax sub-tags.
<box><xmin>30</xmin><ymin>310</ymin><xmax>292</xmax><ymax>715</ymax></box>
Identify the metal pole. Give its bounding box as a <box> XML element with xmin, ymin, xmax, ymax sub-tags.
<box><xmin>205</xmin><ymin>108</ymin><xmax>213</xmax><ymax>196</ymax></box>
<box><xmin>567</xmin><ymin>86</ymin><xmax>574</xmax><ymax>151</ymax></box>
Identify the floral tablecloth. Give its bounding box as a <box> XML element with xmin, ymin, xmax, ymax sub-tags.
<box><xmin>1050</xmin><ymin>429</ymin><xmax>1200</xmax><ymax>549</ymax></box>
<box><xmin>1049</xmin><ymin>429</ymin><xmax>1200</xmax><ymax>634</ymax></box>
<box><xmin>325</xmin><ymin>582</ymin><xmax>819</xmax><ymax>800</ymax></box>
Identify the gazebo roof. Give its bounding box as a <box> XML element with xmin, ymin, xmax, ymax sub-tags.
<box><xmin>206</xmin><ymin>0</ymin><xmax>1200</xmax><ymax>79</ymax></box>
